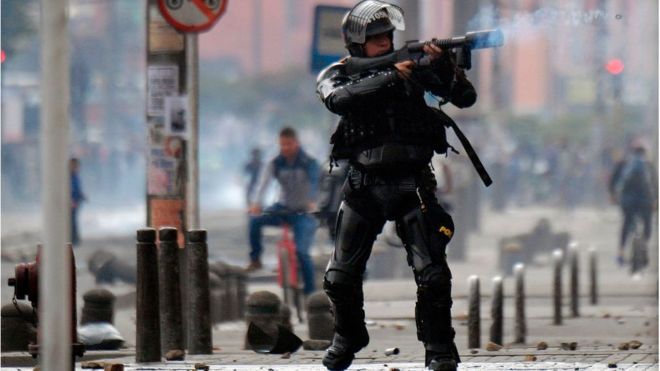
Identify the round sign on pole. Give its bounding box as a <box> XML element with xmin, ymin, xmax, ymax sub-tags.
<box><xmin>158</xmin><ymin>0</ymin><xmax>228</xmax><ymax>33</ymax></box>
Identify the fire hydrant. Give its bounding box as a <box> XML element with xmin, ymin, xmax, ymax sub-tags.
<box><xmin>7</xmin><ymin>244</ymin><xmax>85</xmax><ymax>360</ymax></box>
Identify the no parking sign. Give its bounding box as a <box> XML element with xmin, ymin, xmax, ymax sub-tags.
<box><xmin>158</xmin><ymin>0</ymin><xmax>228</xmax><ymax>33</ymax></box>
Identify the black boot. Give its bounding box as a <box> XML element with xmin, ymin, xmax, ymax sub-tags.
<box><xmin>425</xmin><ymin>343</ymin><xmax>459</xmax><ymax>371</ymax></box>
<box><xmin>322</xmin><ymin>330</ymin><xmax>369</xmax><ymax>371</ymax></box>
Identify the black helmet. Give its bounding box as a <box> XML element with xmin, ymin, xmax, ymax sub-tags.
<box><xmin>341</xmin><ymin>0</ymin><xmax>405</xmax><ymax>56</ymax></box>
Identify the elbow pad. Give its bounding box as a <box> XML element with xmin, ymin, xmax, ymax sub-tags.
<box><xmin>325</xmin><ymin>70</ymin><xmax>400</xmax><ymax>113</ymax></box>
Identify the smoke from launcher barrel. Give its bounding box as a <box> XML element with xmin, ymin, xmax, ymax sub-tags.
<box><xmin>345</xmin><ymin>29</ymin><xmax>504</xmax><ymax>75</ymax></box>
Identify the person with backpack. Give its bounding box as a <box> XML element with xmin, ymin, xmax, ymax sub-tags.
<box><xmin>608</xmin><ymin>140</ymin><xmax>657</xmax><ymax>267</ymax></box>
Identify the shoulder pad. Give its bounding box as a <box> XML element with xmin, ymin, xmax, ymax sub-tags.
<box><xmin>316</xmin><ymin>62</ymin><xmax>346</xmax><ymax>84</ymax></box>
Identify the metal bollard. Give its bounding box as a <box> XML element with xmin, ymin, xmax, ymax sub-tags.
<box><xmin>158</xmin><ymin>227</ymin><xmax>184</xmax><ymax>355</ymax></box>
<box><xmin>569</xmin><ymin>243</ymin><xmax>579</xmax><ymax>317</ymax></box>
<box><xmin>186</xmin><ymin>230</ymin><xmax>212</xmax><ymax>354</ymax></box>
<box><xmin>589</xmin><ymin>247</ymin><xmax>598</xmax><ymax>305</ymax></box>
<box><xmin>306</xmin><ymin>291</ymin><xmax>334</xmax><ymax>341</ymax></box>
<box><xmin>552</xmin><ymin>249</ymin><xmax>563</xmax><ymax>325</ymax></box>
<box><xmin>489</xmin><ymin>276</ymin><xmax>503</xmax><ymax>346</ymax></box>
<box><xmin>136</xmin><ymin>228</ymin><xmax>161</xmax><ymax>362</ymax></box>
<box><xmin>81</xmin><ymin>288</ymin><xmax>115</xmax><ymax>325</ymax></box>
<box><xmin>467</xmin><ymin>275</ymin><xmax>480</xmax><ymax>349</ymax></box>
<box><xmin>513</xmin><ymin>263</ymin><xmax>526</xmax><ymax>344</ymax></box>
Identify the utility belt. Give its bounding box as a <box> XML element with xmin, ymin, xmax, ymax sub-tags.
<box><xmin>347</xmin><ymin>167</ymin><xmax>419</xmax><ymax>192</ymax></box>
<box><xmin>353</xmin><ymin>143</ymin><xmax>433</xmax><ymax>171</ymax></box>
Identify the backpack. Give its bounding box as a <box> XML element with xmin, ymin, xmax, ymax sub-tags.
<box><xmin>616</xmin><ymin>155</ymin><xmax>653</xmax><ymax>199</ymax></box>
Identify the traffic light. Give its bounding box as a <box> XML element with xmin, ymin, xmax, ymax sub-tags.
<box><xmin>1</xmin><ymin>49</ymin><xmax>6</xmax><ymax>63</ymax></box>
<box><xmin>605</xmin><ymin>59</ymin><xmax>624</xmax><ymax>100</ymax></box>
<box><xmin>605</xmin><ymin>58</ymin><xmax>624</xmax><ymax>75</ymax></box>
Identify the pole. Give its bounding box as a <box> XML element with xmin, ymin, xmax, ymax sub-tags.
<box><xmin>552</xmin><ymin>249</ymin><xmax>563</xmax><ymax>325</ymax></box>
<box><xmin>513</xmin><ymin>263</ymin><xmax>526</xmax><ymax>344</ymax></box>
<box><xmin>467</xmin><ymin>275</ymin><xmax>480</xmax><ymax>349</ymax></box>
<box><xmin>186</xmin><ymin>34</ymin><xmax>200</xmax><ymax>230</ymax></box>
<box><xmin>136</xmin><ymin>228</ymin><xmax>161</xmax><ymax>362</ymax></box>
<box><xmin>589</xmin><ymin>247</ymin><xmax>598</xmax><ymax>305</ymax></box>
<box><xmin>187</xmin><ymin>230</ymin><xmax>212</xmax><ymax>354</ymax></box>
<box><xmin>569</xmin><ymin>243</ymin><xmax>580</xmax><ymax>317</ymax></box>
<box><xmin>489</xmin><ymin>276</ymin><xmax>503</xmax><ymax>345</ymax></box>
<box><xmin>39</xmin><ymin>0</ymin><xmax>71</xmax><ymax>369</ymax></box>
<box><xmin>158</xmin><ymin>228</ymin><xmax>184</xmax><ymax>355</ymax></box>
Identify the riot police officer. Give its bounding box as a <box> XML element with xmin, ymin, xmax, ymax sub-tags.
<box><xmin>316</xmin><ymin>1</ymin><xmax>478</xmax><ymax>370</ymax></box>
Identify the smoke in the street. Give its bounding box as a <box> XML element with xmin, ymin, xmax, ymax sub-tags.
<box><xmin>468</xmin><ymin>4</ymin><xmax>609</xmax><ymax>42</ymax></box>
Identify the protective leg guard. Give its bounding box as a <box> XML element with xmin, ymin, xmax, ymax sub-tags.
<box><xmin>415</xmin><ymin>265</ymin><xmax>460</xmax><ymax>367</ymax></box>
<box><xmin>322</xmin><ymin>202</ymin><xmax>383</xmax><ymax>370</ymax></box>
<box><xmin>323</xmin><ymin>280</ymin><xmax>369</xmax><ymax>370</ymax></box>
<box><xmin>397</xmin><ymin>203</ymin><xmax>460</xmax><ymax>368</ymax></box>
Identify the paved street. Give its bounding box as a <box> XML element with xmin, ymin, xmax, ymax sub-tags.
<box><xmin>1</xmin><ymin>205</ymin><xmax>658</xmax><ymax>370</ymax></box>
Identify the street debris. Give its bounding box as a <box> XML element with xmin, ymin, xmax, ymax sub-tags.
<box><xmin>486</xmin><ymin>342</ymin><xmax>503</xmax><ymax>351</ymax></box>
<box><xmin>164</xmin><ymin>349</ymin><xmax>185</xmax><ymax>360</ymax></box>
<box><xmin>384</xmin><ymin>347</ymin><xmax>400</xmax><ymax>356</ymax></box>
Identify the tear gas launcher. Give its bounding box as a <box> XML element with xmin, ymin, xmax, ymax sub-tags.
<box><xmin>345</xmin><ymin>28</ymin><xmax>504</xmax><ymax>75</ymax></box>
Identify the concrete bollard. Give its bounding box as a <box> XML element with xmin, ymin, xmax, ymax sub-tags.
<box><xmin>186</xmin><ymin>230</ymin><xmax>212</xmax><ymax>354</ymax></box>
<box><xmin>88</xmin><ymin>250</ymin><xmax>136</xmax><ymax>285</ymax></box>
<box><xmin>209</xmin><ymin>262</ymin><xmax>230</xmax><ymax>323</ymax></box>
<box><xmin>513</xmin><ymin>263</ymin><xmax>526</xmax><ymax>344</ymax></box>
<box><xmin>569</xmin><ymin>243</ymin><xmax>579</xmax><ymax>317</ymax></box>
<box><xmin>136</xmin><ymin>228</ymin><xmax>161</xmax><ymax>362</ymax></box>
<box><xmin>81</xmin><ymin>288</ymin><xmax>116</xmax><ymax>325</ymax></box>
<box><xmin>489</xmin><ymin>276</ymin><xmax>503</xmax><ymax>346</ymax></box>
<box><xmin>236</xmin><ymin>270</ymin><xmax>247</xmax><ymax>319</ymax></box>
<box><xmin>306</xmin><ymin>291</ymin><xmax>334</xmax><ymax>341</ymax></box>
<box><xmin>552</xmin><ymin>249</ymin><xmax>563</xmax><ymax>325</ymax></box>
<box><xmin>244</xmin><ymin>291</ymin><xmax>282</xmax><ymax>350</ymax></box>
<box><xmin>226</xmin><ymin>267</ymin><xmax>240</xmax><ymax>321</ymax></box>
<box><xmin>279</xmin><ymin>304</ymin><xmax>293</xmax><ymax>333</ymax></box>
<box><xmin>467</xmin><ymin>275</ymin><xmax>480</xmax><ymax>349</ymax></box>
<box><xmin>208</xmin><ymin>261</ymin><xmax>249</xmax><ymax>322</ymax></box>
<box><xmin>158</xmin><ymin>227</ymin><xmax>184</xmax><ymax>356</ymax></box>
<box><xmin>1</xmin><ymin>302</ymin><xmax>37</xmax><ymax>352</ymax></box>
<box><xmin>208</xmin><ymin>270</ymin><xmax>224</xmax><ymax>324</ymax></box>
<box><xmin>589</xmin><ymin>247</ymin><xmax>598</xmax><ymax>305</ymax></box>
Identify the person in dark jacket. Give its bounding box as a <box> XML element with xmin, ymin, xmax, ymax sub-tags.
<box><xmin>315</xmin><ymin>1</ymin><xmax>478</xmax><ymax>370</ymax></box>
<box><xmin>608</xmin><ymin>140</ymin><xmax>657</xmax><ymax>268</ymax></box>
<box><xmin>70</xmin><ymin>158</ymin><xmax>86</xmax><ymax>246</ymax></box>
<box><xmin>244</xmin><ymin>147</ymin><xmax>263</xmax><ymax>205</ymax></box>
